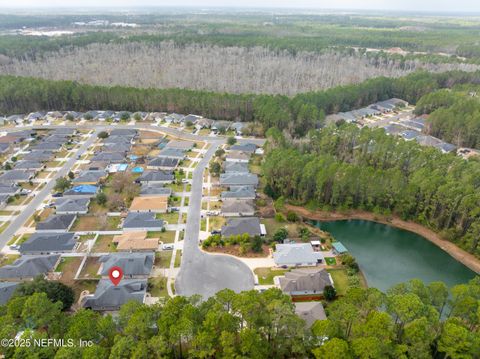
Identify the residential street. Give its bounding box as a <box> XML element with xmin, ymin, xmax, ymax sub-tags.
<box><xmin>175</xmin><ymin>141</ymin><xmax>255</xmax><ymax>298</ymax></box>
<box><xmin>0</xmin><ymin>129</ymin><xmax>99</xmax><ymax>249</ymax></box>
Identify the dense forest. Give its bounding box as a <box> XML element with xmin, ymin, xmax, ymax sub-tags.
<box><xmin>415</xmin><ymin>87</ymin><xmax>480</xmax><ymax>148</ymax></box>
<box><xmin>3</xmin><ymin>70</ymin><xmax>480</xmax><ymax>136</ymax></box>
<box><xmin>0</xmin><ymin>277</ymin><xmax>478</xmax><ymax>358</ymax></box>
<box><xmin>263</xmin><ymin>125</ymin><xmax>480</xmax><ymax>258</ymax></box>
<box><xmin>2</xmin><ymin>42</ymin><xmax>478</xmax><ymax>96</ymax></box>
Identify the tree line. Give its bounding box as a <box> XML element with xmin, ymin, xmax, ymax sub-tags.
<box><xmin>263</xmin><ymin>125</ymin><xmax>480</xmax><ymax>259</ymax></box>
<box><xmin>0</xmin><ymin>276</ymin><xmax>478</xmax><ymax>358</ymax></box>
<box><xmin>3</xmin><ymin>70</ymin><xmax>480</xmax><ymax>136</ymax></box>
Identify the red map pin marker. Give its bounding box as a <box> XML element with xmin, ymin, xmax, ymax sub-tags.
<box><xmin>109</xmin><ymin>266</ymin><xmax>123</xmax><ymax>286</ymax></box>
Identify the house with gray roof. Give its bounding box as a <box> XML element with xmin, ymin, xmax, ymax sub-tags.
<box><xmin>91</xmin><ymin>152</ymin><xmax>125</xmax><ymax>163</ymax></box>
<box><xmin>0</xmin><ymin>170</ymin><xmax>35</xmax><ymax>183</ymax></box>
<box><xmin>73</xmin><ymin>170</ymin><xmax>106</xmax><ymax>185</ymax></box>
<box><xmin>99</xmin><ymin>253</ymin><xmax>154</xmax><ymax>278</ymax></box>
<box><xmin>19</xmin><ymin>233</ymin><xmax>77</xmax><ymax>254</ymax></box>
<box><xmin>103</xmin><ymin>143</ymin><xmax>131</xmax><ymax>153</ymax></box>
<box><xmin>400</xmin><ymin>130</ymin><xmax>421</xmax><ymax>141</ymax></box>
<box><xmin>54</xmin><ymin>198</ymin><xmax>90</xmax><ymax>215</ymax></box>
<box><xmin>158</xmin><ymin>147</ymin><xmax>186</xmax><ymax>160</ymax></box>
<box><xmin>110</xmin><ymin>129</ymin><xmax>137</xmax><ymax>137</ymax></box>
<box><xmin>221</xmin><ymin>217</ymin><xmax>264</xmax><ymax>237</ymax></box>
<box><xmin>211</xmin><ymin>120</ymin><xmax>232</xmax><ymax>132</ymax></box>
<box><xmin>140</xmin><ymin>184</ymin><xmax>172</xmax><ymax>197</ymax></box>
<box><xmin>229</xmin><ymin>143</ymin><xmax>257</xmax><ymax>154</ymax></box>
<box><xmin>221</xmin><ymin>199</ymin><xmax>255</xmax><ymax>217</ymax></box>
<box><xmin>225</xmin><ymin>151</ymin><xmax>250</xmax><ymax>163</ymax></box>
<box><xmin>165</xmin><ymin>113</ymin><xmax>184</xmax><ymax>124</ymax></box>
<box><xmin>278</xmin><ymin>268</ymin><xmax>333</xmax><ymax>296</ymax></box>
<box><xmin>36</xmin><ymin>214</ymin><xmax>76</xmax><ymax>233</ymax></box>
<box><xmin>0</xmin><ymin>194</ymin><xmax>10</xmax><ymax>209</ymax></box>
<box><xmin>30</xmin><ymin>142</ymin><xmax>64</xmax><ymax>151</ymax></box>
<box><xmin>273</xmin><ymin>243</ymin><xmax>324</xmax><ymax>267</ymax></box>
<box><xmin>0</xmin><ymin>143</ymin><xmax>10</xmax><ymax>154</ymax></box>
<box><xmin>136</xmin><ymin>171</ymin><xmax>174</xmax><ymax>185</ymax></box>
<box><xmin>14</xmin><ymin>161</ymin><xmax>44</xmax><ymax>171</ymax></box>
<box><xmin>224</xmin><ymin>162</ymin><xmax>249</xmax><ymax>174</ymax></box>
<box><xmin>231</xmin><ymin>122</ymin><xmax>246</xmax><ymax>135</ymax></box>
<box><xmin>123</xmin><ymin>212</ymin><xmax>165</xmax><ymax>232</ymax></box>
<box><xmin>165</xmin><ymin>140</ymin><xmax>194</xmax><ymax>150</ymax></box>
<box><xmin>147</xmin><ymin>157</ymin><xmax>180</xmax><ymax>170</ymax></box>
<box><xmin>435</xmin><ymin>142</ymin><xmax>456</xmax><ymax>154</ymax></box>
<box><xmin>0</xmin><ymin>255</ymin><xmax>60</xmax><ymax>280</ymax></box>
<box><xmin>22</xmin><ymin>150</ymin><xmax>54</xmax><ymax>162</ymax></box>
<box><xmin>52</xmin><ymin>128</ymin><xmax>76</xmax><ymax>135</ymax></box>
<box><xmin>295</xmin><ymin>302</ymin><xmax>327</xmax><ymax>327</ymax></box>
<box><xmin>0</xmin><ymin>282</ymin><xmax>19</xmax><ymax>305</ymax></box>
<box><xmin>82</xmin><ymin>279</ymin><xmax>147</xmax><ymax>311</ymax></box>
<box><xmin>220</xmin><ymin>173</ymin><xmax>258</xmax><ymax>188</ymax></box>
<box><xmin>221</xmin><ymin>186</ymin><xmax>256</xmax><ymax>200</ymax></box>
<box><xmin>103</xmin><ymin>136</ymin><xmax>134</xmax><ymax>146</ymax></box>
<box><xmin>0</xmin><ymin>184</ymin><xmax>21</xmax><ymax>196</ymax></box>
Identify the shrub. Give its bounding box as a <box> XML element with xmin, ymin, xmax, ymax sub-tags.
<box><xmin>286</xmin><ymin>211</ymin><xmax>298</xmax><ymax>222</ymax></box>
<box><xmin>98</xmin><ymin>131</ymin><xmax>109</xmax><ymax>139</ymax></box>
<box><xmin>227</xmin><ymin>136</ymin><xmax>237</xmax><ymax>146</ymax></box>
<box><xmin>273</xmin><ymin>228</ymin><xmax>288</xmax><ymax>243</ymax></box>
<box><xmin>275</xmin><ymin>213</ymin><xmax>286</xmax><ymax>222</ymax></box>
<box><xmin>323</xmin><ymin>285</ymin><xmax>337</xmax><ymax>301</ymax></box>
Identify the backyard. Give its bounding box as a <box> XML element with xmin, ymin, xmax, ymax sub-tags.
<box><xmin>254</xmin><ymin>267</ymin><xmax>290</xmax><ymax>285</ymax></box>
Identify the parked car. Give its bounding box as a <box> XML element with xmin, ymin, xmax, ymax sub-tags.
<box><xmin>211</xmin><ymin>230</ymin><xmax>221</xmax><ymax>235</ymax></box>
<box><xmin>9</xmin><ymin>245</ymin><xmax>19</xmax><ymax>250</ymax></box>
<box><xmin>162</xmin><ymin>244</ymin><xmax>174</xmax><ymax>250</ymax></box>
<box><xmin>181</xmin><ymin>179</ymin><xmax>189</xmax><ymax>184</ymax></box>
<box><xmin>52</xmin><ymin>192</ymin><xmax>63</xmax><ymax>198</ymax></box>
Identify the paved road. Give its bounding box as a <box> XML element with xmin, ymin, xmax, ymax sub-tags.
<box><xmin>0</xmin><ymin>129</ymin><xmax>99</xmax><ymax>249</ymax></box>
<box><xmin>175</xmin><ymin>141</ymin><xmax>255</xmax><ymax>298</ymax></box>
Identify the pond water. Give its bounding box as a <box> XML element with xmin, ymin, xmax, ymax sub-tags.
<box><xmin>314</xmin><ymin>219</ymin><xmax>477</xmax><ymax>292</ymax></box>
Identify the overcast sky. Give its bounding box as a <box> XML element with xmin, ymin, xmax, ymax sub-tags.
<box><xmin>0</xmin><ymin>0</ymin><xmax>479</xmax><ymax>12</ymax></box>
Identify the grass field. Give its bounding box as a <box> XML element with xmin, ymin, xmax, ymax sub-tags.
<box><xmin>174</xmin><ymin>250</ymin><xmax>182</xmax><ymax>267</ymax></box>
<box><xmin>155</xmin><ymin>251</ymin><xmax>173</xmax><ymax>267</ymax></box>
<box><xmin>156</xmin><ymin>212</ymin><xmax>180</xmax><ymax>224</ymax></box>
<box><xmin>254</xmin><ymin>267</ymin><xmax>290</xmax><ymax>285</ymax></box>
<box><xmin>327</xmin><ymin>268</ymin><xmax>349</xmax><ymax>296</ymax></box>
<box><xmin>147</xmin><ymin>230</ymin><xmax>175</xmax><ymax>243</ymax></box>
<box><xmin>148</xmin><ymin>276</ymin><xmax>168</xmax><ymax>297</ymax></box>
<box><xmin>92</xmin><ymin>235</ymin><xmax>117</xmax><ymax>252</ymax></box>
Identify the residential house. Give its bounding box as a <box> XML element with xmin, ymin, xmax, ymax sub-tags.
<box><xmin>220</xmin><ymin>173</ymin><xmax>258</xmax><ymax>188</ymax></box>
<box><xmin>139</xmin><ymin>184</ymin><xmax>172</xmax><ymax>197</ymax></box>
<box><xmin>195</xmin><ymin>118</ymin><xmax>214</xmax><ymax>130</ymax></box>
<box><xmin>221</xmin><ymin>217</ymin><xmax>265</xmax><ymax>237</ymax></box>
<box><xmin>0</xmin><ymin>255</ymin><xmax>60</xmax><ymax>280</ymax></box>
<box><xmin>26</xmin><ymin>112</ymin><xmax>46</xmax><ymax>122</ymax></box>
<box><xmin>36</xmin><ymin>214</ymin><xmax>76</xmax><ymax>233</ymax></box>
<box><xmin>0</xmin><ymin>282</ymin><xmax>20</xmax><ymax>305</ymax></box>
<box><xmin>230</xmin><ymin>122</ymin><xmax>246</xmax><ymax>136</ymax></box>
<box><xmin>435</xmin><ymin>142</ymin><xmax>456</xmax><ymax>154</ymax></box>
<box><xmin>0</xmin><ymin>194</ymin><xmax>10</xmax><ymax>209</ymax></box>
<box><xmin>225</xmin><ymin>151</ymin><xmax>250</xmax><ymax>163</ymax></box>
<box><xmin>123</xmin><ymin>212</ymin><xmax>165</xmax><ymax>232</ymax></box>
<box><xmin>99</xmin><ymin>252</ymin><xmax>154</xmax><ymax>278</ymax></box>
<box><xmin>136</xmin><ymin>171</ymin><xmax>174</xmax><ymax>185</ymax></box>
<box><xmin>14</xmin><ymin>161</ymin><xmax>45</xmax><ymax>171</ymax></box>
<box><xmin>224</xmin><ymin>162</ymin><xmax>249</xmax><ymax>174</ymax></box>
<box><xmin>82</xmin><ymin>279</ymin><xmax>147</xmax><ymax>311</ymax></box>
<box><xmin>0</xmin><ymin>184</ymin><xmax>21</xmax><ymax>196</ymax></box>
<box><xmin>211</xmin><ymin>120</ymin><xmax>232</xmax><ymax>132</ymax></box>
<box><xmin>113</xmin><ymin>231</ymin><xmax>159</xmax><ymax>252</ymax></box>
<box><xmin>110</xmin><ymin>129</ymin><xmax>137</xmax><ymax>137</ymax></box>
<box><xmin>332</xmin><ymin>242</ymin><xmax>348</xmax><ymax>255</ymax></box>
<box><xmin>158</xmin><ymin>147</ymin><xmax>186</xmax><ymax>160</ymax></box>
<box><xmin>147</xmin><ymin>157</ymin><xmax>180</xmax><ymax>171</ymax></box>
<box><xmin>19</xmin><ymin>233</ymin><xmax>77</xmax><ymax>254</ymax></box>
<box><xmin>221</xmin><ymin>186</ymin><xmax>256</xmax><ymax>200</ymax></box>
<box><xmin>278</xmin><ymin>268</ymin><xmax>333</xmax><ymax>297</ymax></box>
<box><xmin>400</xmin><ymin>130</ymin><xmax>421</xmax><ymax>141</ymax></box>
<box><xmin>54</xmin><ymin>197</ymin><xmax>90</xmax><ymax>215</ymax></box>
<box><xmin>165</xmin><ymin>140</ymin><xmax>194</xmax><ymax>151</ymax></box>
<box><xmin>221</xmin><ymin>199</ymin><xmax>255</xmax><ymax>217</ymax></box>
<box><xmin>73</xmin><ymin>170</ymin><xmax>106</xmax><ymax>185</ymax></box>
<box><xmin>129</xmin><ymin>196</ymin><xmax>168</xmax><ymax>213</ymax></box>
<box><xmin>63</xmin><ymin>185</ymin><xmax>99</xmax><ymax>197</ymax></box>
<box><xmin>0</xmin><ymin>170</ymin><xmax>35</xmax><ymax>184</ymax></box>
<box><xmin>22</xmin><ymin>150</ymin><xmax>54</xmax><ymax>162</ymax></box>
<box><xmin>295</xmin><ymin>302</ymin><xmax>327</xmax><ymax>327</ymax></box>
<box><xmin>165</xmin><ymin>113</ymin><xmax>184</xmax><ymax>124</ymax></box>
<box><xmin>273</xmin><ymin>243</ymin><xmax>325</xmax><ymax>267</ymax></box>
<box><xmin>30</xmin><ymin>142</ymin><xmax>64</xmax><ymax>151</ymax></box>
<box><xmin>229</xmin><ymin>143</ymin><xmax>257</xmax><ymax>154</ymax></box>
<box><xmin>91</xmin><ymin>152</ymin><xmax>125</xmax><ymax>163</ymax></box>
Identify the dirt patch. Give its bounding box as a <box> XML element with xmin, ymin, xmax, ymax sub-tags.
<box><xmin>285</xmin><ymin>204</ymin><xmax>480</xmax><ymax>274</ymax></box>
<box><xmin>204</xmin><ymin>244</ymin><xmax>270</xmax><ymax>258</ymax></box>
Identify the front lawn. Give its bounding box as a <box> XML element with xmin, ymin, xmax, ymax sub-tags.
<box><xmin>209</xmin><ymin>216</ymin><xmax>226</xmax><ymax>231</ymax></box>
<box><xmin>155</xmin><ymin>251</ymin><xmax>173</xmax><ymax>267</ymax></box>
<box><xmin>254</xmin><ymin>267</ymin><xmax>290</xmax><ymax>285</ymax></box>
<box><xmin>147</xmin><ymin>230</ymin><xmax>176</xmax><ymax>243</ymax></box>
<box><xmin>148</xmin><ymin>277</ymin><xmax>168</xmax><ymax>297</ymax></box>
<box><xmin>174</xmin><ymin>250</ymin><xmax>182</xmax><ymax>267</ymax></box>
<box><xmin>156</xmin><ymin>212</ymin><xmax>180</xmax><ymax>224</ymax></box>
<box><xmin>72</xmin><ymin>216</ymin><xmax>121</xmax><ymax>231</ymax></box>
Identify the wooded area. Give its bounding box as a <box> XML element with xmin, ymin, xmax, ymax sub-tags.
<box><xmin>3</xmin><ymin>70</ymin><xmax>480</xmax><ymax>137</ymax></box>
<box><xmin>263</xmin><ymin>125</ymin><xmax>480</xmax><ymax>259</ymax></box>
<box><xmin>2</xmin><ymin>42</ymin><xmax>478</xmax><ymax>95</ymax></box>
<box><xmin>0</xmin><ymin>278</ymin><xmax>478</xmax><ymax>358</ymax></box>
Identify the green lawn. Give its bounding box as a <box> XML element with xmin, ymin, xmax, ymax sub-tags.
<box><xmin>254</xmin><ymin>267</ymin><xmax>290</xmax><ymax>285</ymax></box>
<box><xmin>92</xmin><ymin>235</ymin><xmax>117</xmax><ymax>252</ymax></box>
<box><xmin>328</xmin><ymin>269</ymin><xmax>349</xmax><ymax>296</ymax></box>
<box><xmin>174</xmin><ymin>250</ymin><xmax>182</xmax><ymax>268</ymax></box>
<box><xmin>325</xmin><ymin>257</ymin><xmax>337</xmax><ymax>265</ymax></box>
<box><xmin>0</xmin><ymin>254</ymin><xmax>20</xmax><ymax>267</ymax></box>
<box><xmin>147</xmin><ymin>230</ymin><xmax>176</xmax><ymax>243</ymax></box>
<box><xmin>55</xmin><ymin>257</ymin><xmax>77</xmax><ymax>272</ymax></box>
<box><xmin>0</xmin><ymin>221</ymin><xmax>10</xmax><ymax>234</ymax></box>
<box><xmin>200</xmin><ymin>219</ymin><xmax>207</xmax><ymax>231</ymax></box>
<box><xmin>155</xmin><ymin>251</ymin><xmax>173</xmax><ymax>267</ymax></box>
<box><xmin>156</xmin><ymin>212</ymin><xmax>180</xmax><ymax>224</ymax></box>
<box><xmin>148</xmin><ymin>277</ymin><xmax>168</xmax><ymax>297</ymax></box>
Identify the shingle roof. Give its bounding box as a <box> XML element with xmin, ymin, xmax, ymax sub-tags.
<box><xmin>110</xmin><ymin>129</ymin><xmax>137</xmax><ymax>137</ymax></box>
<box><xmin>19</xmin><ymin>233</ymin><xmax>76</xmax><ymax>253</ymax></box>
<box><xmin>220</xmin><ymin>173</ymin><xmax>258</xmax><ymax>187</ymax></box>
<box><xmin>73</xmin><ymin>170</ymin><xmax>106</xmax><ymax>184</ymax></box>
<box><xmin>295</xmin><ymin>302</ymin><xmax>327</xmax><ymax>327</ymax></box>
<box><xmin>224</xmin><ymin>162</ymin><xmax>249</xmax><ymax>173</ymax></box>
<box><xmin>279</xmin><ymin>268</ymin><xmax>332</xmax><ymax>293</ymax></box>
<box><xmin>91</xmin><ymin>152</ymin><xmax>125</xmax><ymax>162</ymax></box>
<box><xmin>221</xmin><ymin>186</ymin><xmax>256</xmax><ymax>199</ymax></box>
<box><xmin>221</xmin><ymin>199</ymin><xmax>255</xmax><ymax>215</ymax></box>
<box><xmin>14</xmin><ymin>161</ymin><xmax>44</xmax><ymax>170</ymax></box>
<box><xmin>165</xmin><ymin>140</ymin><xmax>194</xmax><ymax>150</ymax></box>
<box><xmin>22</xmin><ymin>151</ymin><xmax>54</xmax><ymax>161</ymax></box>
<box><xmin>99</xmin><ymin>253</ymin><xmax>154</xmax><ymax>276</ymax></box>
<box><xmin>0</xmin><ymin>170</ymin><xmax>34</xmax><ymax>182</ymax></box>
<box><xmin>140</xmin><ymin>184</ymin><xmax>172</xmax><ymax>197</ymax></box>
<box><xmin>0</xmin><ymin>255</ymin><xmax>59</xmax><ymax>279</ymax></box>
<box><xmin>148</xmin><ymin>157</ymin><xmax>180</xmax><ymax>168</ymax></box>
<box><xmin>54</xmin><ymin>198</ymin><xmax>90</xmax><ymax>213</ymax></box>
<box><xmin>158</xmin><ymin>147</ymin><xmax>186</xmax><ymax>159</ymax></box>
<box><xmin>123</xmin><ymin>212</ymin><xmax>164</xmax><ymax>230</ymax></box>
<box><xmin>136</xmin><ymin>171</ymin><xmax>174</xmax><ymax>183</ymax></box>
<box><xmin>221</xmin><ymin>217</ymin><xmax>261</xmax><ymax>237</ymax></box>
<box><xmin>82</xmin><ymin>279</ymin><xmax>147</xmax><ymax>310</ymax></box>
<box><xmin>273</xmin><ymin>243</ymin><xmax>324</xmax><ymax>266</ymax></box>
<box><xmin>0</xmin><ymin>184</ymin><xmax>20</xmax><ymax>195</ymax></box>
<box><xmin>230</xmin><ymin>143</ymin><xmax>257</xmax><ymax>153</ymax></box>
<box><xmin>36</xmin><ymin>214</ymin><xmax>76</xmax><ymax>231</ymax></box>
